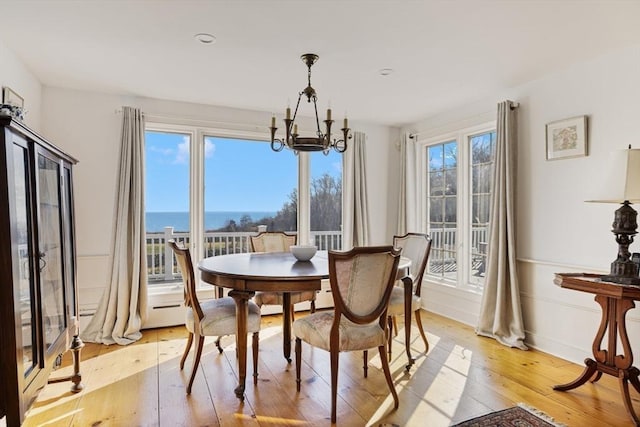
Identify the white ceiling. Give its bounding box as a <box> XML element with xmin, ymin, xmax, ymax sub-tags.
<box><xmin>0</xmin><ymin>0</ymin><xmax>639</xmax><ymax>127</ymax></box>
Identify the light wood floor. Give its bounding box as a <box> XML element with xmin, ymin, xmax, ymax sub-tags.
<box><xmin>20</xmin><ymin>311</ymin><xmax>638</xmax><ymax>426</ymax></box>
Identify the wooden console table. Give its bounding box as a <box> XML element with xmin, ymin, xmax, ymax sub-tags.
<box><xmin>554</xmin><ymin>273</ymin><xmax>640</xmax><ymax>425</ymax></box>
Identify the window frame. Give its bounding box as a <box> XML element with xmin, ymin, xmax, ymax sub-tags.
<box><xmin>417</xmin><ymin>121</ymin><xmax>496</xmax><ymax>293</ymax></box>
<box><xmin>144</xmin><ymin>121</ymin><xmax>344</xmax><ymax>290</ymax></box>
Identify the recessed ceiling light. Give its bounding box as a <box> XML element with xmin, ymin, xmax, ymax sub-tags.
<box><xmin>379</xmin><ymin>68</ymin><xmax>394</xmax><ymax>76</ymax></box>
<box><xmin>194</xmin><ymin>33</ymin><xmax>216</xmax><ymax>44</ymax></box>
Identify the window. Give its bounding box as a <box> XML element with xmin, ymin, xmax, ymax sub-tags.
<box><xmin>310</xmin><ymin>150</ymin><xmax>343</xmax><ymax>250</ymax></box>
<box><xmin>203</xmin><ymin>136</ymin><xmax>298</xmax><ymax>255</ymax></box>
<box><xmin>144</xmin><ymin>125</ymin><xmax>344</xmax><ymax>287</ymax></box>
<box><xmin>420</xmin><ymin>124</ymin><xmax>496</xmax><ymax>292</ymax></box>
<box><xmin>145</xmin><ymin>130</ymin><xmax>192</xmax><ymax>284</ymax></box>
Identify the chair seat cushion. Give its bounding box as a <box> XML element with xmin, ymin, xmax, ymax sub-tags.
<box><xmin>254</xmin><ymin>290</ymin><xmax>317</xmax><ymax>307</ymax></box>
<box><xmin>293</xmin><ymin>311</ymin><xmax>386</xmax><ymax>352</ymax></box>
<box><xmin>386</xmin><ymin>286</ymin><xmax>421</xmax><ymax>316</ymax></box>
<box><xmin>186</xmin><ymin>297</ymin><xmax>261</xmax><ymax>336</ymax></box>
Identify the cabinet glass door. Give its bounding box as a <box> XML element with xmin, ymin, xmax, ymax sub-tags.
<box><xmin>13</xmin><ymin>143</ymin><xmax>36</xmax><ymax>376</ymax></box>
<box><xmin>36</xmin><ymin>152</ymin><xmax>66</xmax><ymax>350</ymax></box>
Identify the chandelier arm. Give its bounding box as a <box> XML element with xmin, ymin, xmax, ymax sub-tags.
<box><xmin>312</xmin><ymin>96</ymin><xmax>323</xmax><ymax>138</ymax></box>
<box><xmin>271</xmin><ymin>138</ymin><xmax>285</xmax><ymax>152</ymax></box>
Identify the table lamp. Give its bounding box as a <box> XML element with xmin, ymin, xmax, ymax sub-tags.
<box><xmin>588</xmin><ymin>146</ymin><xmax>640</xmax><ymax>285</ymax></box>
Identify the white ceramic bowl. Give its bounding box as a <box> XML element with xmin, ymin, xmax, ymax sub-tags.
<box><xmin>290</xmin><ymin>245</ymin><xmax>317</xmax><ymax>261</ymax></box>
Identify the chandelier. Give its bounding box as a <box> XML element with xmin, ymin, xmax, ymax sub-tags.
<box><xmin>269</xmin><ymin>53</ymin><xmax>350</xmax><ymax>154</ymax></box>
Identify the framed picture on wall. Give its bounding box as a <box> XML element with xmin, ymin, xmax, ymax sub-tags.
<box><xmin>2</xmin><ymin>87</ymin><xmax>24</xmax><ymax>108</ymax></box>
<box><xmin>545</xmin><ymin>115</ymin><xmax>588</xmax><ymax>160</ymax></box>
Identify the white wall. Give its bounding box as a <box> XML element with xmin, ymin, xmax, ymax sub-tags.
<box><xmin>38</xmin><ymin>88</ymin><xmax>399</xmax><ymax>322</ymax></box>
<box><xmin>9</xmin><ymin>34</ymin><xmax>639</xmax><ymax>364</ymax></box>
<box><xmin>0</xmin><ymin>40</ymin><xmax>42</xmax><ymax>131</ymax></box>
<box><xmin>403</xmin><ymin>43</ymin><xmax>640</xmax><ymax>363</ymax></box>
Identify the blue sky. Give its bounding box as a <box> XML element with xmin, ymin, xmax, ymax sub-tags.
<box><xmin>145</xmin><ymin>132</ymin><xmax>342</xmax><ymax>212</ymax></box>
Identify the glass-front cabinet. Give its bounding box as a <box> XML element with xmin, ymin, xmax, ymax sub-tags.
<box><xmin>0</xmin><ymin>116</ymin><xmax>81</xmax><ymax>426</ymax></box>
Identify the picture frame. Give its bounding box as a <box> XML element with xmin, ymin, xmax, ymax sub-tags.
<box><xmin>2</xmin><ymin>86</ymin><xmax>24</xmax><ymax>108</ymax></box>
<box><xmin>545</xmin><ymin>115</ymin><xmax>588</xmax><ymax>160</ymax></box>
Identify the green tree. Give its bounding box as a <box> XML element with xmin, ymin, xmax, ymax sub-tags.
<box><xmin>310</xmin><ymin>173</ymin><xmax>341</xmax><ymax>231</ymax></box>
<box><xmin>212</xmin><ymin>174</ymin><xmax>342</xmax><ymax>233</ymax></box>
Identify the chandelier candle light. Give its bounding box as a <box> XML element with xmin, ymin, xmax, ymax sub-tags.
<box><xmin>270</xmin><ymin>54</ymin><xmax>350</xmax><ymax>154</ymax></box>
<box><xmin>588</xmin><ymin>146</ymin><xmax>640</xmax><ymax>285</ymax></box>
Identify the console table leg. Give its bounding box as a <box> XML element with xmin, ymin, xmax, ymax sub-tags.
<box><xmin>619</xmin><ymin>370</ymin><xmax>640</xmax><ymax>426</ymax></box>
<box><xmin>629</xmin><ymin>367</ymin><xmax>640</xmax><ymax>394</ymax></box>
<box><xmin>553</xmin><ymin>358</ymin><xmax>598</xmax><ymax>391</ymax></box>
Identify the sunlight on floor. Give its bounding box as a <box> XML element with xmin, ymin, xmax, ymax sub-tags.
<box><xmin>365</xmin><ymin>330</ymin><xmax>473</xmax><ymax>427</ymax></box>
<box><xmin>28</xmin><ymin>409</ymin><xmax>83</xmax><ymax>426</ymax></box>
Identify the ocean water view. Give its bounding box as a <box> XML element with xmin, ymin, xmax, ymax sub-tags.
<box><xmin>146</xmin><ymin>211</ymin><xmax>277</xmax><ymax>232</ymax></box>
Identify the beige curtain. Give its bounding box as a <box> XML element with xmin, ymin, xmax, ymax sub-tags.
<box><xmin>342</xmin><ymin>131</ymin><xmax>370</xmax><ymax>247</ymax></box>
<box><xmin>397</xmin><ymin>132</ymin><xmax>418</xmax><ymax>235</ymax></box>
<box><xmin>475</xmin><ymin>100</ymin><xmax>527</xmax><ymax>350</ymax></box>
<box><xmin>82</xmin><ymin>106</ymin><xmax>148</xmax><ymax>345</ymax></box>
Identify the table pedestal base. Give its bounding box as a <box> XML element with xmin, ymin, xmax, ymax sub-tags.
<box><xmin>553</xmin><ymin>293</ymin><xmax>640</xmax><ymax>426</ymax></box>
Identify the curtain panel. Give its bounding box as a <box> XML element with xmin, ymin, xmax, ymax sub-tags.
<box><xmin>397</xmin><ymin>132</ymin><xmax>418</xmax><ymax>235</ymax></box>
<box><xmin>475</xmin><ymin>100</ymin><xmax>527</xmax><ymax>350</ymax></box>
<box><xmin>81</xmin><ymin>106</ymin><xmax>148</xmax><ymax>345</ymax></box>
<box><xmin>342</xmin><ymin>131</ymin><xmax>370</xmax><ymax>248</ymax></box>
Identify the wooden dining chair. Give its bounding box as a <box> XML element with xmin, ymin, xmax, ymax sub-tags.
<box><xmin>168</xmin><ymin>240</ymin><xmax>261</xmax><ymax>394</ymax></box>
<box><xmin>387</xmin><ymin>232</ymin><xmax>432</xmax><ymax>371</ymax></box>
<box><xmin>293</xmin><ymin>246</ymin><xmax>401</xmax><ymax>423</ymax></box>
<box><xmin>250</xmin><ymin>231</ymin><xmax>318</xmax><ymax>316</ymax></box>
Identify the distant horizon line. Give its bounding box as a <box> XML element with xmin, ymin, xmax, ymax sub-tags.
<box><xmin>146</xmin><ymin>210</ymin><xmax>277</xmax><ymax>213</ymax></box>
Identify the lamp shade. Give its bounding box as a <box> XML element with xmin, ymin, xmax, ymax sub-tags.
<box><xmin>587</xmin><ymin>148</ymin><xmax>640</xmax><ymax>203</ymax></box>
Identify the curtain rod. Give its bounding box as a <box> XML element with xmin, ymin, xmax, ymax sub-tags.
<box><xmin>407</xmin><ymin>100</ymin><xmax>520</xmax><ymax>140</ymax></box>
<box><xmin>114</xmin><ymin>109</ymin><xmax>268</xmax><ymax>133</ymax></box>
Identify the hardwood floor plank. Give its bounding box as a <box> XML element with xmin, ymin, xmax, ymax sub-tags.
<box><xmin>157</xmin><ymin>327</ymin><xmax>220</xmax><ymax>427</ymax></box>
<box><xmin>18</xmin><ymin>310</ymin><xmax>640</xmax><ymax>426</ymax></box>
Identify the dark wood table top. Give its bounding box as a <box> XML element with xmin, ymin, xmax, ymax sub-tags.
<box><xmin>554</xmin><ymin>272</ymin><xmax>640</xmax><ymax>299</ymax></box>
<box><xmin>198</xmin><ymin>251</ymin><xmax>329</xmax><ymax>292</ymax></box>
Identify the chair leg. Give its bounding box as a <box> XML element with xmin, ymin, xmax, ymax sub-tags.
<box><xmin>215</xmin><ymin>336</ymin><xmax>223</xmax><ymax>354</ymax></box>
<box><xmin>363</xmin><ymin>350</ymin><xmax>368</xmax><ymax>378</ymax></box>
<box><xmin>295</xmin><ymin>338</ymin><xmax>302</xmax><ymax>391</ymax></box>
<box><xmin>378</xmin><ymin>345</ymin><xmax>399</xmax><ymax>411</ymax></box>
<box><xmin>252</xmin><ymin>332</ymin><xmax>259</xmax><ymax>385</ymax></box>
<box><xmin>330</xmin><ymin>347</ymin><xmax>339</xmax><ymax>424</ymax></box>
<box><xmin>186</xmin><ymin>335</ymin><xmax>205</xmax><ymax>394</ymax></box>
<box><xmin>180</xmin><ymin>332</ymin><xmax>194</xmax><ymax>370</ymax></box>
<box><xmin>387</xmin><ymin>316</ymin><xmax>393</xmax><ymax>358</ymax></box>
<box><xmin>310</xmin><ymin>299</ymin><xmax>316</xmax><ymax>313</ymax></box>
<box><xmin>392</xmin><ymin>315</ymin><xmax>399</xmax><ymax>336</ymax></box>
<box><xmin>414</xmin><ymin>309</ymin><xmax>429</xmax><ymax>354</ymax></box>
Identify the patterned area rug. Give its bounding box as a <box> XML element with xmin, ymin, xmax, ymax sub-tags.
<box><xmin>451</xmin><ymin>403</ymin><xmax>566</xmax><ymax>427</ymax></box>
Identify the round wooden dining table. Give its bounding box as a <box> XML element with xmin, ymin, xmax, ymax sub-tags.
<box><xmin>198</xmin><ymin>250</ymin><xmax>411</xmax><ymax>399</ymax></box>
<box><xmin>198</xmin><ymin>250</ymin><xmax>328</xmax><ymax>399</ymax></box>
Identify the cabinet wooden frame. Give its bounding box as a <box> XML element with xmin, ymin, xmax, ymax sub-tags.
<box><xmin>0</xmin><ymin>116</ymin><xmax>81</xmax><ymax>426</ymax></box>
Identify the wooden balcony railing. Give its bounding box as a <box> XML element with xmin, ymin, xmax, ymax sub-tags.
<box><xmin>147</xmin><ymin>226</ymin><xmax>488</xmax><ymax>283</ymax></box>
<box><xmin>147</xmin><ymin>228</ymin><xmax>343</xmax><ymax>282</ymax></box>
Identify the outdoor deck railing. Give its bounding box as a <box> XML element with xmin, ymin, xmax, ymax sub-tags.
<box><xmin>147</xmin><ymin>227</ymin><xmax>488</xmax><ymax>283</ymax></box>
<box><xmin>147</xmin><ymin>228</ymin><xmax>343</xmax><ymax>282</ymax></box>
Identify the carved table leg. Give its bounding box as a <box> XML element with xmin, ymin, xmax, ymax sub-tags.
<box><xmin>553</xmin><ymin>358</ymin><xmax>598</xmax><ymax>391</ymax></box>
<box><xmin>229</xmin><ymin>289</ymin><xmax>253</xmax><ymax>400</ymax></box>
<box><xmin>402</xmin><ymin>276</ymin><xmax>415</xmax><ymax>371</ymax></box>
<box><xmin>619</xmin><ymin>369</ymin><xmax>640</xmax><ymax>426</ymax></box>
<box><xmin>554</xmin><ymin>294</ymin><xmax>640</xmax><ymax>425</ymax></box>
<box><xmin>282</xmin><ymin>292</ymin><xmax>292</xmax><ymax>363</ymax></box>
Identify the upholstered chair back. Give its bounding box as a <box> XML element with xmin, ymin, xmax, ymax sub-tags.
<box><xmin>250</xmin><ymin>231</ymin><xmax>297</xmax><ymax>253</ymax></box>
<box><xmin>393</xmin><ymin>233</ymin><xmax>432</xmax><ymax>296</ymax></box>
